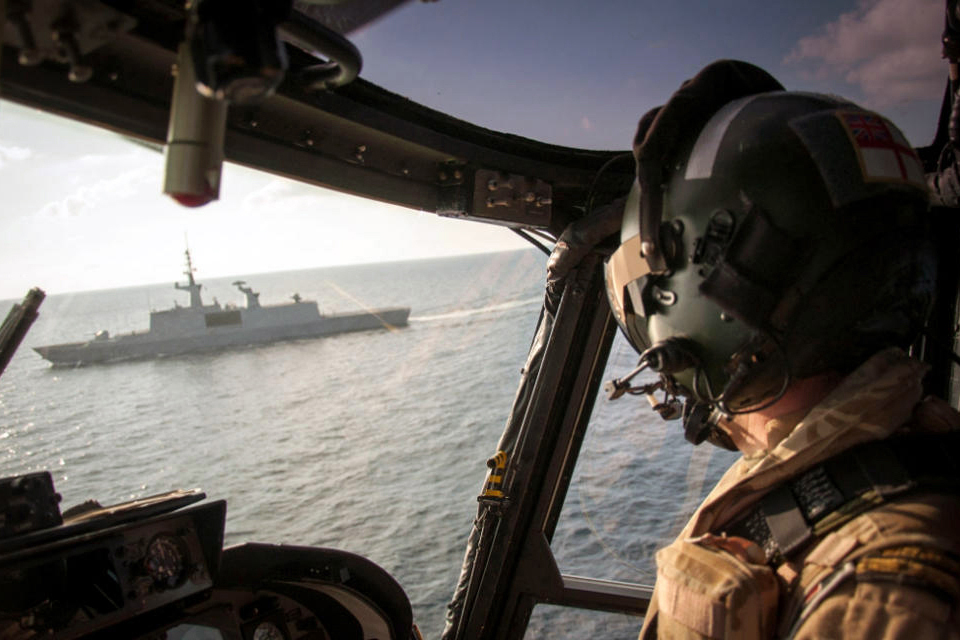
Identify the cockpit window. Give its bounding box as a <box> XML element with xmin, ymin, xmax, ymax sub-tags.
<box><xmin>349</xmin><ymin>1</ymin><xmax>940</xmax><ymax>150</ymax></box>
<box><xmin>541</xmin><ymin>334</ymin><xmax>738</xmax><ymax>635</ymax></box>
<box><xmin>551</xmin><ymin>334</ymin><xmax>738</xmax><ymax>582</ymax></box>
<box><xmin>0</xmin><ymin>102</ymin><xmax>546</xmax><ymax>635</ymax></box>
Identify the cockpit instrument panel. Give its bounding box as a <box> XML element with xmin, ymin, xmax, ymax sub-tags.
<box><xmin>0</xmin><ymin>484</ymin><xmax>224</xmax><ymax>639</ymax></box>
<box><xmin>0</xmin><ymin>475</ymin><xmax>415</xmax><ymax>639</ymax></box>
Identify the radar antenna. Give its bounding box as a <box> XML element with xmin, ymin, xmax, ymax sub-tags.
<box><xmin>233</xmin><ymin>281</ymin><xmax>261</xmax><ymax>309</ymax></box>
<box><xmin>183</xmin><ymin>246</ymin><xmax>197</xmax><ymax>286</ymax></box>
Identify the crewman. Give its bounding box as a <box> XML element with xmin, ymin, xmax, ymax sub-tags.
<box><xmin>601</xmin><ymin>60</ymin><xmax>960</xmax><ymax>638</ymax></box>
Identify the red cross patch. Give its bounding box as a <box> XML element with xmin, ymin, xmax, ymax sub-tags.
<box><xmin>837</xmin><ymin>111</ymin><xmax>925</xmax><ymax>187</ymax></box>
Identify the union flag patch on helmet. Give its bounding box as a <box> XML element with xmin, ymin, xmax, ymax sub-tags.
<box><xmin>837</xmin><ymin>111</ymin><xmax>925</xmax><ymax>187</ymax></box>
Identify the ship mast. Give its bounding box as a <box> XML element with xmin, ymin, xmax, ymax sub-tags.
<box><xmin>174</xmin><ymin>247</ymin><xmax>204</xmax><ymax>308</ymax></box>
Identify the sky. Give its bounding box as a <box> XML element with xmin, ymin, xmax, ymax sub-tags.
<box><xmin>0</xmin><ymin>0</ymin><xmax>948</xmax><ymax>299</ymax></box>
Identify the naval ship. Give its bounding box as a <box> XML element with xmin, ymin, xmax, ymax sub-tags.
<box><xmin>33</xmin><ymin>250</ymin><xmax>411</xmax><ymax>367</ymax></box>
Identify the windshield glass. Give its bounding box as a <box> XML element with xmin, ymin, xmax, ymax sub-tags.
<box><xmin>550</xmin><ymin>334</ymin><xmax>739</xmax><ymax>584</ymax></box>
<box><xmin>529</xmin><ymin>335</ymin><xmax>738</xmax><ymax>637</ymax></box>
<box><xmin>351</xmin><ymin>0</ymin><xmax>941</xmax><ymax>150</ymax></box>
<box><xmin>0</xmin><ymin>100</ymin><xmax>545</xmax><ymax>636</ymax></box>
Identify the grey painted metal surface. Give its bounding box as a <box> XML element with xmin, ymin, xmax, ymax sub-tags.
<box><xmin>34</xmin><ymin>253</ymin><xmax>410</xmax><ymax>367</ymax></box>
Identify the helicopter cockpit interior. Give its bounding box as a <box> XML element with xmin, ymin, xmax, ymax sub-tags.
<box><xmin>2</xmin><ymin>1</ymin><xmax>957</xmax><ymax>639</ymax></box>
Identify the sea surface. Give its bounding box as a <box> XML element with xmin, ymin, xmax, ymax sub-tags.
<box><xmin>0</xmin><ymin>249</ymin><xmax>737</xmax><ymax>639</ymax></box>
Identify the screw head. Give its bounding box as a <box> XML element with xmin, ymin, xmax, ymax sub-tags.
<box><xmin>68</xmin><ymin>66</ymin><xmax>93</xmax><ymax>83</ymax></box>
<box><xmin>18</xmin><ymin>49</ymin><xmax>42</xmax><ymax>66</ymax></box>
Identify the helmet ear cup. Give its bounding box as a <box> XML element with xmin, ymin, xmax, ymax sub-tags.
<box><xmin>699</xmin><ymin>203</ymin><xmax>804</xmax><ymax>329</ymax></box>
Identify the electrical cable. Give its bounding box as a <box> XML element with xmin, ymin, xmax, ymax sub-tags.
<box><xmin>717</xmin><ymin>335</ymin><xmax>792</xmax><ymax>416</ymax></box>
<box><xmin>693</xmin><ymin>366</ymin><xmax>721</xmax><ymax>405</ymax></box>
<box><xmin>511</xmin><ymin>228</ymin><xmax>552</xmax><ymax>256</ymax></box>
<box><xmin>584</xmin><ymin>152</ymin><xmax>633</xmax><ymax>215</ymax></box>
<box><xmin>524</xmin><ymin>227</ymin><xmax>557</xmax><ymax>243</ymax></box>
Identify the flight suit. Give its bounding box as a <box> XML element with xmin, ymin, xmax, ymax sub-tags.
<box><xmin>639</xmin><ymin>348</ymin><xmax>960</xmax><ymax>639</ymax></box>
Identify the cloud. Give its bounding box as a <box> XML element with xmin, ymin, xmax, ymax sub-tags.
<box><xmin>785</xmin><ymin>0</ymin><xmax>943</xmax><ymax>105</ymax></box>
<box><xmin>240</xmin><ymin>178</ymin><xmax>334</xmax><ymax>215</ymax></box>
<box><xmin>74</xmin><ymin>150</ymin><xmax>154</xmax><ymax>169</ymax></box>
<box><xmin>36</xmin><ymin>165</ymin><xmax>155</xmax><ymax>218</ymax></box>
<box><xmin>580</xmin><ymin>116</ymin><xmax>593</xmax><ymax>131</ymax></box>
<box><xmin>0</xmin><ymin>144</ymin><xmax>32</xmax><ymax>168</ymax></box>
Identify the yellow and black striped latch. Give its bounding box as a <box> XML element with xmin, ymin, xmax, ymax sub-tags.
<box><xmin>479</xmin><ymin>450</ymin><xmax>508</xmax><ymax>502</ymax></box>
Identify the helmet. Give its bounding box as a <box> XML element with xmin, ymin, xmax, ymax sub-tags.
<box><xmin>605</xmin><ymin>63</ymin><xmax>934</xmax><ymax>441</ymax></box>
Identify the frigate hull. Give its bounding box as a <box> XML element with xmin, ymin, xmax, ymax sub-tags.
<box><xmin>34</xmin><ymin>305</ymin><xmax>410</xmax><ymax>367</ymax></box>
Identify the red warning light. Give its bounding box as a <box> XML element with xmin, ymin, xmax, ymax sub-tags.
<box><xmin>170</xmin><ymin>192</ymin><xmax>215</xmax><ymax>208</ymax></box>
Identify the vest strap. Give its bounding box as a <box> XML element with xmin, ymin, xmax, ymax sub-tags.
<box><xmin>725</xmin><ymin>432</ymin><xmax>960</xmax><ymax>564</ymax></box>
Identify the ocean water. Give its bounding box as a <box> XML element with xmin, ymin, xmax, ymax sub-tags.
<box><xmin>0</xmin><ymin>249</ymin><xmax>737</xmax><ymax>638</ymax></box>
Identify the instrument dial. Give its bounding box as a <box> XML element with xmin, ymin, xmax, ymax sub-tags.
<box><xmin>143</xmin><ymin>534</ymin><xmax>187</xmax><ymax>589</ymax></box>
<box><xmin>252</xmin><ymin>622</ymin><xmax>285</xmax><ymax>640</ymax></box>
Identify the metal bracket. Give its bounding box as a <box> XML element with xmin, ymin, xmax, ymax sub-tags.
<box><xmin>436</xmin><ymin>162</ymin><xmax>471</xmax><ymax>219</ymax></box>
<box><xmin>437</xmin><ymin>167</ymin><xmax>553</xmax><ymax>229</ymax></box>
<box><xmin>4</xmin><ymin>0</ymin><xmax>137</xmax><ymax>82</ymax></box>
<box><xmin>474</xmin><ymin>169</ymin><xmax>552</xmax><ymax>229</ymax></box>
